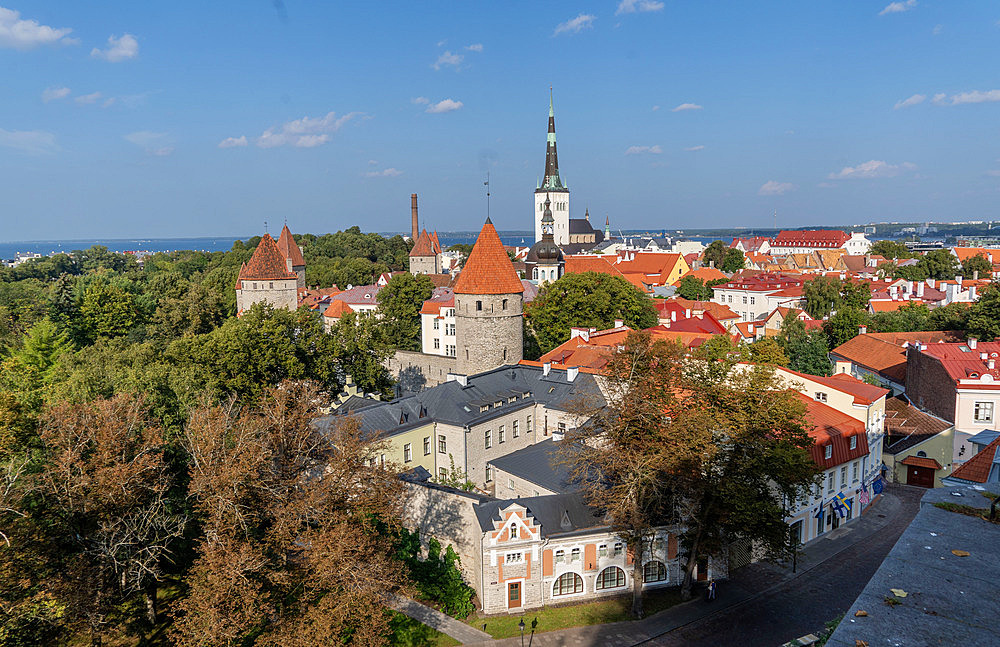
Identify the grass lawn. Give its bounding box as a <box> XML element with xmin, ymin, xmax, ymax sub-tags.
<box><xmin>467</xmin><ymin>587</ymin><xmax>686</xmax><ymax>639</ymax></box>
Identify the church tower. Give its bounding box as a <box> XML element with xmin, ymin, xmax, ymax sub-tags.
<box><xmin>454</xmin><ymin>218</ymin><xmax>524</xmax><ymax>375</ymax></box>
<box><xmin>534</xmin><ymin>90</ymin><xmax>570</xmax><ymax>246</ymax></box>
<box><xmin>525</xmin><ymin>197</ymin><xmax>563</xmax><ymax>284</ymax></box>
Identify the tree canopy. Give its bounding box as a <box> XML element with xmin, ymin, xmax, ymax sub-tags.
<box><xmin>376</xmin><ymin>273</ymin><xmax>435</xmax><ymax>351</ymax></box>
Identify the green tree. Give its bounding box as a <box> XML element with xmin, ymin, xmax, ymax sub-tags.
<box><xmin>744</xmin><ymin>336</ymin><xmax>789</xmax><ymax>366</ymax></box>
<box><xmin>802</xmin><ymin>276</ymin><xmax>842</xmax><ymax>319</ymax></box>
<box><xmin>327</xmin><ymin>311</ymin><xmax>395</xmax><ymax>397</ymax></box>
<box><xmin>15</xmin><ymin>319</ymin><xmax>74</xmax><ymax>379</ymax></box>
<box><xmin>526</xmin><ymin>272</ymin><xmax>659</xmax><ymax>353</ymax></box>
<box><xmin>927</xmin><ymin>302</ymin><xmax>969</xmax><ymax>332</ymax></box>
<box><xmin>721</xmin><ymin>248</ymin><xmax>745</xmax><ymax>273</ymax></box>
<box><xmin>376</xmin><ymin>273</ymin><xmax>435</xmax><ymax>351</ymax></box>
<box><xmin>701</xmin><ymin>240</ymin><xmax>728</xmax><ymax>269</ymax></box>
<box><xmin>777</xmin><ymin>316</ymin><xmax>832</xmax><ymax>376</ymax></box>
<box><xmin>966</xmin><ymin>283</ymin><xmax>1000</xmax><ymax>341</ymax></box>
<box><xmin>961</xmin><ymin>253</ymin><xmax>992</xmax><ymax>279</ymax></box>
<box><xmin>823</xmin><ymin>307</ymin><xmax>870</xmax><ymax>349</ymax></box>
<box><xmin>447</xmin><ymin>244</ymin><xmax>474</xmax><ymax>269</ymax></box>
<box><xmin>79</xmin><ymin>276</ymin><xmax>137</xmax><ymax>341</ymax></box>
<box><xmin>840</xmin><ymin>280</ymin><xmax>871</xmax><ymax>311</ymax></box>
<box><xmin>921</xmin><ymin>248</ymin><xmax>960</xmax><ymax>280</ymax></box>
<box><xmin>394</xmin><ymin>529</ymin><xmax>475</xmax><ymax>619</ymax></box>
<box><xmin>676</xmin><ymin>276</ymin><xmax>712</xmax><ymax>301</ymax></box>
<box><xmin>870</xmin><ymin>303</ymin><xmax>931</xmax><ymax>333</ymax></box>
<box><xmin>150</xmin><ymin>283</ymin><xmax>228</xmax><ymax>341</ymax></box>
<box><xmin>869</xmin><ymin>240</ymin><xmax>913</xmax><ymax>260</ymax></box>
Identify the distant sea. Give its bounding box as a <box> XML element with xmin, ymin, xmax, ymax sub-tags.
<box><xmin>0</xmin><ymin>231</ymin><xmax>723</xmax><ymax>261</ymax></box>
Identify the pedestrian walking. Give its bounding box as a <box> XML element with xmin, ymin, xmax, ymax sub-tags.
<box><xmin>707</xmin><ymin>578</ymin><xmax>717</xmax><ymax>601</ymax></box>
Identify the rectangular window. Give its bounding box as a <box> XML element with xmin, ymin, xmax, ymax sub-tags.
<box><xmin>486</xmin><ymin>465</ymin><xmax>493</xmax><ymax>482</ymax></box>
<box><xmin>613</xmin><ymin>542</ymin><xmax>623</xmax><ymax>557</ymax></box>
<box><xmin>506</xmin><ymin>552</ymin><xmax>523</xmax><ymax>564</ymax></box>
<box><xmin>446</xmin><ymin>345</ymin><xmax>455</xmax><ymax>357</ymax></box>
<box><xmin>827</xmin><ymin>472</ymin><xmax>835</xmax><ymax>493</ymax></box>
<box><xmin>439</xmin><ymin>467</ymin><xmax>447</xmax><ymax>480</ymax></box>
<box><xmin>824</xmin><ymin>445</ymin><xmax>832</xmax><ymax>459</ymax></box>
<box><xmin>742</xmin><ymin>296</ymin><xmax>748</xmax><ymax>304</ymax></box>
<box><xmin>433</xmin><ymin>338</ymin><xmax>440</xmax><ymax>349</ymax></box>
<box><xmin>485</xmin><ymin>430</ymin><xmax>492</xmax><ymax>449</ymax></box>
<box><xmin>599</xmin><ymin>544</ymin><xmax>608</xmax><ymax>557</ymax></box>
<box><xmin>433</xmin><ymin>319</ymin><xmax>439</xmax><ymax>329</ymax></box>
<box><xmin>750</xmin><ymin>296</ymin><xmax>755</xmax><ymax>305</ymax></box>
<box><xmin>558</xmin><ymin>422</ymin><xmax>567</xmax><ymax>433</ymax></box>
<box><xmin>438</xmin><ymin>435</ymin><xmax>446</xmax><ymax>454</ymax></box>
<box><xmin>852</xmin><ymin>461</ymin><xmax>859</xmax><ymax>482</ymax></box>
<box><xmin>499</xmin><ymin>425</ymin><xmax>505</xmax><ymax>443</ymax></box>
<box><xmin>975</xmin><ymin>401</ymin><xmax>994</xmax><ymax>422</ymax></box>
<box><xmin>446</xmin><ymin>323</ymin><xmax>455</xmax><ymax>336</ymax></box>
<box><xmin>555</xmin><ymin>549</ymin><xmax>565</xmax><ymax>564</ymax></box>
<box><xmin>526</xmin><ymin>415</ymin><xmax>533</xmax><ymax>432</ymax></box>
<box><xmin>423</xmin><ymin>436</ymin><xmax>431</xmax><ymax>455</ymax></box>
<box><xmin>571</xmin><ymin>548</ymin><xmax>581</xmax><ymax>562</ymax></box>
<box><xmin>850</xmin><ymin>436</ymin><xmax>857</xmax><ymax>450</ymax></box>
<box><xmin>508</xmin><ymin>478</ymin><xmax>515</xmax><ymax>490</ymax></box>
<box><xmin>840</xmin><ymin>466</ymin><xmax>847</xmax><ymax>487</ymax></box>
<box><xmin>403</xmin><ymin>443</ymin><xmax>412</xmax><ymax>463</ymax></box>
<box><xmin>513</xmin><ymin>420</ymin><xmax>519</xmax><ymax>437</ymax></box>
<box><xmin>815</xmin><ymin>392</ymin><xmax>828</xmax><ymax>402</ymax></box>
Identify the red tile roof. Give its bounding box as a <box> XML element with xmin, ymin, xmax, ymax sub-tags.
<box><xmin>410</xmin><ymin>229</ymin><xmax>439</xmax><ymax>257</ymax></box>
<box><xmin>830</xmin><ymin>331</ymin><xmax>963</xmax><ymax>384</ymax></box>
<box><xmin>235</xmin><ymin>234</ymin><xmax>298</xmax><ymax>288</ymax></box>
<box><xmin>420</xmin><ymin>288</ymin><xmax>454</xmax><ymax>315</ymax></box>
<box><xmin>780</xmin><ymin>367</ymin><xmax>889</xmax><ymax>405</ymax></box>
<box><xmin>899</xmin><ymin>455</ymin><xmax>943</xmax><ymax>470</ymax></box>
<box><xmin>564</xmin><ymin>254</ymin><xmax>628</xmax><ymax>279</ymax></box>
<box><xmin>948</xmin><ymin>436</ymin><xmax>1000</xmax><ymax>483</ymax></box>
<box><xmin>322</xmin><ymin>299</ymin><xmax>354</xmax><ymax>319</ymax></box>
<box><xmin>674</xmin><ymin>267</ymin><xmax>728</xmax><ymax>285</ymax></box>
<box><xmin>798</xmin><ymin>392</ymin><xmax>870</xmax><ymax>469</ymax></box>
<box><xmin>453</xmin><ymin>219</ymin><xmax>524</xmax><ymax>295</ymax></box>
<box><xmin>915</xmin><ymin>340</ymin><xmax>1000</xmax><ymax>385</ymax></box>
<box><xmin>773</xmin><ymin>230</ymin><xmax>850</xmax><ymax>248</ymax></box>
<box><xmin>276</xmin><ymin>225</ymin><xmax>305</xmax><ymax>267</ymax></box>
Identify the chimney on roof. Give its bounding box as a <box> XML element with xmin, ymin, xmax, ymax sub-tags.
<box><xmin>446</xmin><ymin>373</ymin><xmax>468</xmax><ymax>386</ymax></box>
<box><xmin>969</xmin><ymin>337</ymin><xmax>978</xmax><ymax>350</ymax></box>
<box><xmin>990</xmin><ymin>359</ymin><xmax>996</xmax><ymax>370</ymax></box>
<box><xmin>614</xmin><ymin>319</ymin><xmax>624</xmax><ymax>328</ymax></box>
<box><xmin>859</xmin><ymin>325</ymin><xmax>867</xmax><ymax>335</ymax></box>
<box><xmin>685</xmin><ymin>308</ymin><xmax>691</xmax><ymax>318</ymax></box>
<box><xmin>970</xmin><ymin>286</ymin><xmax>977</xmax><ymax>300</ymax></box>
<box><xmin>543</xmin><ymin>361</ymin><xmax>551</xmax><ymax>376</ymax></box>
<box><xmin>566</xmin><ymin>366</ymin><xmax>579</xmax><ymax>382</ymax></box>
<box><xmin>973</xmin><ymin>270</ymin><xmax>979</xmax><ymax>281</ymax></box>
<box><xmin>956</xmin><ymin>275</ymin><xmax>963</xmax><ymax>288</ymax></box>
<box><xmin>980</xmin><ymin>352</ymin><xmax>988</xmax><ymax>360</ymax></box>
<box><xmin>411</xmin><ymin>194</ymin><xmax>419</xmax><ymax>240</ymax></box>
<box><xmin>927</xmin><ymin>278</ymin><xmax>936</xmax><ymax>289</ymax></box>
<box><xmin>917</xmin><ymin>282</ymin><xmax>925</xmax><ymax>297</ymax></box>
<box><xmin>671</xmin><ymin>311</ymin><xmax>677</xmax><ymax>322</ymax></box>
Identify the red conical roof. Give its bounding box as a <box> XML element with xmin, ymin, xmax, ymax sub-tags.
<box><xmin>276</xmin><ymin>224</ymin><xmax>305</xmax><ymax>267</ymax></box>
<box><xmin>235</xmin><ymin>234</ymin><xmax>298</xmax><ymax>288</ymax></box>
<box><xmin>410</xmin><ymin>229</ymin><xmax>437</xmax><ymax>257</ymax></box>
<box><xmin>453</xmin><ymin>219</ymin><xmax>524</xmax><ymax>295</ymax></box>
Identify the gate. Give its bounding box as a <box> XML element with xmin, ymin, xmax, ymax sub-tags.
<box><xmin>728</xmin><ymin>537</ymin><xmax>754</xmax><ymax>572</ymax></box>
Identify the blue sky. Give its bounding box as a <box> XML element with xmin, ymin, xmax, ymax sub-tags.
<box><xmin>2</xmin><ymin>1</ymin><xmax>999</xmax><ymax>240</ymax></box>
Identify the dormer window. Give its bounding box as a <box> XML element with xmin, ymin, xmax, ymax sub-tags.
<box><xmin>509</xmin><ymin>522</ymin><xmax>518</xmax><ymax>539</ymax></box>
<box><xmin>824</xmin><ymin>445</ymin><xmax>832</xmax><ymax>459</ymax></box>
<box><xmin>850</xmin><ymin>436</ymin><xmax>857</xmax><ymax>450</ymax></box>
<box><xmin>815</xmin><ymin>392</ymin><xmax>828</xmax><ymax>402</ymax></box>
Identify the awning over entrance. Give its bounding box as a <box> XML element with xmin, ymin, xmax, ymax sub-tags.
<box><xmin>900</xmin><ymin>455</ymin><xmax>943</xmax><ymax>470</ymax></box>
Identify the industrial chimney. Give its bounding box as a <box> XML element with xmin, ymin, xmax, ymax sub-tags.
<box><xmin>410</xmin><ymin>193</ymin><xmax>419</xmax><ymax>240</ymax></box>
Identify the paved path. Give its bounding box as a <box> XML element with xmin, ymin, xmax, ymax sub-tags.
<box><xmin>461</xmin><ymin>484</ymin><xmax>923</xmax><ymax>647</ymax></box>
<box><xmin>388</xmin><ymin>594</ymin><xmax>491</xmax><ymax>644</ymax></box>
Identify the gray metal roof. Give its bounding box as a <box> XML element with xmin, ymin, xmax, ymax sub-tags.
<box><xmin>487</xmin><ymin>438</ymin><xmax>576</xmax><ymax>494</ymax></box>
<box><xmin>314</xmin><ymin>364</ymin><xmax>605</xmax><ymax>441</ymax></box>
<box><xmin>473</xmin><ymin>491</ymin><xmax>607</xmax><ymax>537</ymax></box>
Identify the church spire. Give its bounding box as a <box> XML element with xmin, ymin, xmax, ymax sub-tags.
<box><xmin>541</xmin><ymin>88</ymin><xmax>564</xmax><ymax>191</ymax></box>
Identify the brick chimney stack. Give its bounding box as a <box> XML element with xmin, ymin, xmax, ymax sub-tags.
<box><xmin>410</xmin><ymin>193</ymin><xmax>419</xmax><ymax>240</ymax></box>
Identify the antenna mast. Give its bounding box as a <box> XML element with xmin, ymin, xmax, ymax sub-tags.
<box><xmin>484</xmin><ymin>172</ymin><xmax>491</xmax><ymax>220</ymax></box>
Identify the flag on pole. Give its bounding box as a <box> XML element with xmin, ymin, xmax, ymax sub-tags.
<box><xmin>832</xmin><ymin>491</ymin><xmax>851</xmax><ymax>518</ymax></box>
<box><xmin>872</xmin><ymin>477</ymin><xmax>884</xmax><ymax>495</ymax></box>
<box><xmin>859</xmin><ymin>488</ymin><xmax>870</xmax><ymax>505</ymax></box>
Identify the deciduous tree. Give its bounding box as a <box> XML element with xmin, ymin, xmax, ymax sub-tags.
<box><xmin>376</xmin><ymin>273</ymin><xmax>434</xmax><ymax>351</ymax></box>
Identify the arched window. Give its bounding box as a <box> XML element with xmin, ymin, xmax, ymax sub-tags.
<box><xmin>643</xmin><ymin>561</ymin><xmax>667</xmax><ymax>583</ymax></box>
<box><xmin>532</xmin><ymin>267</ymin><xmax>538</xmax><ymax>279</ymax></box>
<box><xmin>552</xmin><ymin>572</ymin><xmax>583</xmax><ymax>596</ymax></box>
<box><xmin>916</xmin><ymin>450</ymin><xmax>927</xmax><ymax>458</ymax></box>
<box><xmin>596</xmin><ymin>566</ymin><xmax>626</xmax><ymax>590</ymax></box>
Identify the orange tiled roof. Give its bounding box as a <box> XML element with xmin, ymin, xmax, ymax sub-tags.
<box><xmin>276</xmin><ymin>224</ymin><xmax>305</xmax><ymax>267</ymax></box>
<box><xmin>236</xmin><ymin>234</ymin><xmax>298</xmax><ymax>288</ymax></box>
<box><xmin>452</xmin><ymin>219</ymin><xmax>524</xmax><ymax>295</ymax></box>
<box><xmin>564</xmin><ymin>255</ymin><xmax>627</xmax><ymax>278</ymax></box>
<box><xmin>410</xmin><ymin>229</ymin><xmax>439</xmax><ymax>257</ymax></box>
<box><xmin>322</xmin><ymin>300</ymin><xmax>353</xmax><ymax>319</ymax></box>
<box><xmin>899</xmin><ymin>455</ymin><xmax>943</xmax><ymax>470</ymax></box>
<box><xmin>674</xmin><ymin>267</ymin><xmax>728</xmax><ymax>286</ymax></box>
<box><xmin>798</xmin><ymin>393</ymin><xmax>870</xmax><ymax>469</ymax></box>
<box><xmin>830</xmin><ymin>331</ymin><xmax>962</xmax><ymax>384</ymax></box>
<box><xmin>948</xmin><ymin>436</ymin><xmax>1000</xmax><ymax>483</ymax></box>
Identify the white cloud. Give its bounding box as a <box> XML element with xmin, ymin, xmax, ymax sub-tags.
<box><xmin>91</xmin><ymin>33</ymin><xmax>138</xmax><ymax>62</ymax></box>
<box><xmin>124</xmin><ymin>131</ymin><xmax>173</xmax><ymax>156</ymax></box>
<box><xmin>616</xmin><ymin>0</ymin><xmax>664</xmax><ymax>15</ymax></box>
<box><xmin>366</xmin><ymin>167</ymin><xmax>402</xmax><ymax>177</ymax></box>
<box><xmin>74</xmin><ymin>91</ymin><xmax>103</xmax><ymax>105</ymax></box>
<box><xmin>0</xmin><ymin>128</ymin><xmax>57</xmax><ymax>154</ymax></box>
<box><xmin>948</xmin><ymin>89</ymin><xmax>1000</xmax><ymax>105</ymax></box>
<box><xmin>931</xmin><ymin>92</ymin><xmax>947</xmax><ymax>105</ymax></box>
<box><xmin>554</xmin><ymin>13</ymin><xmax>595</xmax><ymax>36</ymax></box>
<box><xmin>433</xmin><ymin>50</ymin><xmax>462</xmax><ymax>70</ymax></box>
<box><xmin>255</xmin><ymin>111</ymin><xmax>362</xmax><ymax>148</ymax></box>
<box><xmin>879</xmin><ymin>0</ymin><xmax>916</xmax><ymax>16</ymax></box>
<box><xmin>758</xmin><ymin>180</ymin><xmax>795</xmax><ymax>195</ymax></box>
<box><xmin>425</xmin><ymin>98</ymin><xmax>463</xmax><ymax>114</ymax></box>
<box><xmin>102</xmin><ymin>97</ymin><xmax>115</xmax><ymax>108</ymax></box>
<box><xmin>893</xmin><ymin>94</ymin><xmax>925</xmax><ymax>109</ymax></box>
<box><xmin>625</xmin><ymin>145</ymin><xmax>662</xmax><ymax>155</ymax></box>
<box><xmin>41</xmin><ymin>86</ymin><xmax>70</xmax><ymax>102</ymax></box>
<box><xmin>651</xmin><ymin>105</ymin><xmax>660</xmax><ymax>111</ymax></box>
<box><xmin>465</xmin><ymin>43</ymin><xmax>483</xmax><ymax>52</ymax></box>
<box><xmin>411</xmin><ymin>96</ymin><xmax>430</xmax><ymax>105</ymax></box>
<box><xmin>828</xmin><ymin>160</ymin><xmax>916</xmax><ymax>180</ymax></box>
<box><xmin>672</xmin><ymin>102</ymin><xmax>703</xmax><ymax>112</ymax></box>
<box><xmin>0</xmin><ymin>7</ymin><xmax>74</xmax><ymax>50</ymax></box>
<box><xmin>684</xmin><ymin>145</ymin><xmax>705</xmax><ymax>152</ymax></box>
<box><xmin>218</xmin><ymin>135</ymin><xmax>248</xmax><ymax>149</ymax></box>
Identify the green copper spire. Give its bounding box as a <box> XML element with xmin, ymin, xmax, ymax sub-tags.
<box><xmin>540</xmin><ymin>88</ymin><xmax>565</xmax><ymax>191</ymax></box>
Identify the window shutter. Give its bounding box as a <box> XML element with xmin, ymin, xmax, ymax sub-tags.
<box><xmin>542</xmin><ymin>549</ymin><xmax>553</xmax><ymax>576</ymax></box>
<box><xmin>667</xmin><ymin>534</ymin><xmax>678</xmax><ymax>560</ymax></box>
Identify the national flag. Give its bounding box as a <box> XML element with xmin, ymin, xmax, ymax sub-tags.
<box><xmin>832</xmin><ymin>491</ymin><xmax>851</xmax><ymax>518</ymax></box>
<box><xmin>859</xmin><ymin>489</ymin><xmax>870</xmax><ymax>505</ymax></box>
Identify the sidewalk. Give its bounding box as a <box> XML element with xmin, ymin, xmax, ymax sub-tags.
<box><xmin>461</xmin><ymin>486</ymin><xmax>912</xmax><ymax>647</ymax></box>
<box><xmin>388</xmin><ymin>594</ymin><xmax>491</xmax><ymax>645</ymax></box>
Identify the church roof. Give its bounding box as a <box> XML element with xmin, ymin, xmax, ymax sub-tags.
<box><xmin>539</xmin><ymin>90</ymin><xmax>565</xmax><ymax>192</ymax></box>
<box><xmin>453</xmin><ymin>219</ymin><xmax>524</xmax><ymax>295</ymax></box>
<box><xmin>235</xmin><ymin>234</ymin><xmax>297</xmax><ymax>288</ymax></box>
<box><xmin>276</xmin><ymin>224</ymin><xmax>305</xmax><ymax>267</ymax></box>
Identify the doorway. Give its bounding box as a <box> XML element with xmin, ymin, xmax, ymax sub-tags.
<box><xmin>507</xmin><ymin>582</ymin><xmax>521</xmax><ymax>609</ymax></box>
<box><xmin>907</xmin><ymin>465</ymin><xmax>934</xmax><ymax>488</ymax></box>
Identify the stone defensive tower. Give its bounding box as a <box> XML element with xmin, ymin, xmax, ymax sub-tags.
<box><xmin>276</xmin><ymin>224</ymin><xmax>306</xmax><ymax>289</ymax></box>
<box><xmin>454</xmin><ymin>218</ymin><xmax>524</xmax><ymax>375</ymax></box>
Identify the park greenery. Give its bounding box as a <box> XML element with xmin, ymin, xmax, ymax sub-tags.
<box><xmin>701</xmin><ymin>241</ymin><xmax>746</xmax><ymax>273</ymax></box>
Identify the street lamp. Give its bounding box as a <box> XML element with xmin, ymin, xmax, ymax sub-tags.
<box><xmin>518</xmin><ymin>619</ymin><xmax>525</xmax><ymax>647</ymax></box>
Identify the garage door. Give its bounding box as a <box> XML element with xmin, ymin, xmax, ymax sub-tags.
<box><xmin>906</xmin><ymin>465</ymin><xmax>934</xmax><ymax>488</ymax></box>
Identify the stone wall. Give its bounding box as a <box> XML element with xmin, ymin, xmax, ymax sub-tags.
<box><xmin>455</xmin><ymin>292</ymin><xmax>523</xmax><ymax>375</ymax></box>
<box><xmin>410</xmin><ymin>255</ymin><xmax>440</xmax><ymax>275</ymax></box>
<box><xmin>400</xmin><ymin>480</ymin><xmax>486</xmax><ymax>599</ymax></box>
<box><xmin>388</xmin><ymin>350</ymin><xmax>457</xmax><ymax>393</ymax></box>
<box><xmin>235</xmin><ymin>278</ymin><xmax>298</xmax><ymax>313</ymax></box>
<box><xmin>905</xmin><ymin>347</ymin><xmax>957</xmax><ymax>422</ymax></box>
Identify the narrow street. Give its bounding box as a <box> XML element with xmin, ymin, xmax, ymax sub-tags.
<box><xmin>463</xmin><ymin>485</ymin><xmax>923</xmax><ymax>647</ymax></box>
